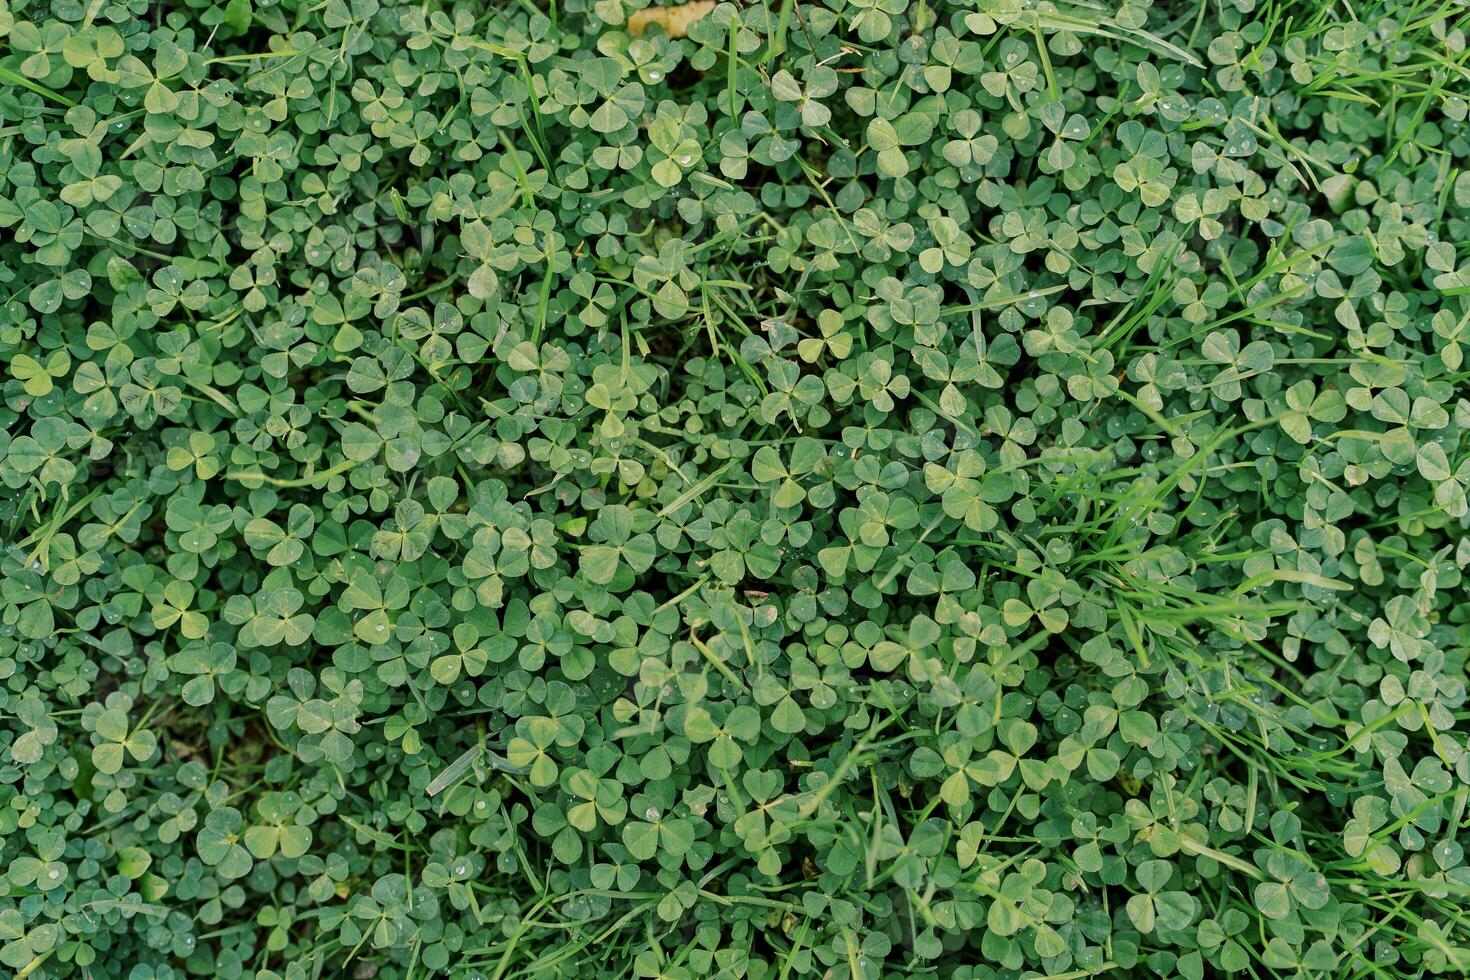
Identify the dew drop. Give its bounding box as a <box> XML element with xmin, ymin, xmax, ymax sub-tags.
<box><xmin>647</xmin><ymin>70</ymin><xmax>663</xmax><ymax>83</ymax></box>
<box><xmin>678</xmin><ymin>154</ymin><xmax>695</xmax><ymax>166</ymax></box>
<box><xmin>644</xmin><ymin>806</ymin><xmax>659</xmax><ymax>821</ymax></box>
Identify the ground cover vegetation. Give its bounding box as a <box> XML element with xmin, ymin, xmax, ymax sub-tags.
<box><xmin>2</xmin><ymin>0</ymin><xmax>1470</xmax><ymax>976</ymax></box>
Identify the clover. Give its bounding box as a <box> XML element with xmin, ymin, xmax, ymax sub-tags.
<box><xmin>2</xmin><ymin>0</ymin><xmax>1469</xmax><ymax>975</ymax></box>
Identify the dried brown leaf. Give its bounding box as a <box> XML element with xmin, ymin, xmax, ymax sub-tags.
<box><xmin>627</xmin><ymin>0</ymin><xmax>716</xmax><ymax>38</ymax></box>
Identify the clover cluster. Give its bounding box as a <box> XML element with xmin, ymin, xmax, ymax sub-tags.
<box><xmin>2</xmin><ymin>0</ymin><xmax>1470</xmax><ymax>977</ymax></box>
